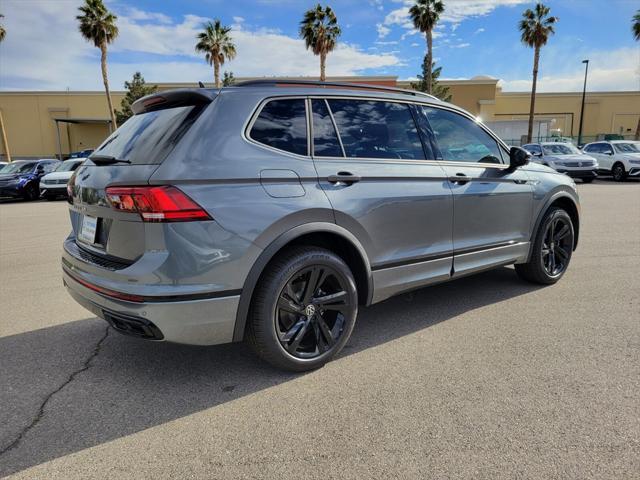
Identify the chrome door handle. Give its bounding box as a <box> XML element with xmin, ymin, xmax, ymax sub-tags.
<box><xmin>328</xmin><ymin>172</ymin><xmax>361</xmax><ymax>184</ymax></box>
<box><xmin>449</xmin><ymin>174</ymin><xmax>471</xmax><ymax>185</ymax></box>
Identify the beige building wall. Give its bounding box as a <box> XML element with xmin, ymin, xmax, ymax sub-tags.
<box><xmin>1</xmin><ymin>76</ymin><xmax>638</xmax><ymax>159</ymax></box>
<box><xmin>0</xmin><ymin>91</ymin><xmax>123</xmax><ymax>159</ymax></box>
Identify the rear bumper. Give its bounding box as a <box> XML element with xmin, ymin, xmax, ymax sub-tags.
<box><xmin>63</xmin><ymin>265</ymin><xmax>240</xmax><ymax>346</ymax></box>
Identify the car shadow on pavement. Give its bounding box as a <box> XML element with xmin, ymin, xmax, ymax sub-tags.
<box><xmin>0</xmin><ymin>266</ymin><xmax>542</xmax><ymax>476</ymax></box>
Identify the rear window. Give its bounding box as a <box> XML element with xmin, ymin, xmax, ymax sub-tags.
<box><xmin>250</xmin><ymin>99</ymin><xmax>308</xmax><ymax>156</ymax></box>
<box><xmin>91</xmin><ymin>105</ymin><xmax>202</xmax><ymax>165</ymax></box>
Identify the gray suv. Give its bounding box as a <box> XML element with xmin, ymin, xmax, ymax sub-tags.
<box><xmin>63</xmin><ymin>80</ymin><xmax>580</xmax><ymax>371</ymax></box>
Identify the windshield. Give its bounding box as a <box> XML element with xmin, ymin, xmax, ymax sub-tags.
<box><xmin>91</xmin><ymin>105</ymin><xmax>203</xmax><ymax>165</ymax></box>
<box><xmin>613</xmin><ymin>143</ymin><xmax>640</xmax><ymax>153</ymax></box>
<box><xmin>0</xmin><ymin>162</ymin><xmax>36</xmax><ymax>174</ymax></box>
<box><xmin>55</xmin><ymin>160</ymin><xmax>83</xmax><ymax>172</ymax></box>
<box><xmin>542</xmin><ymin>144</ymin><xmax>579</xmax><ymax>155</ymax></box>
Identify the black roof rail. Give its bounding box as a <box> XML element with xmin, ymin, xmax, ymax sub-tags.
<box><xmin>234</xmin><ymin>79</ymin><xmax>439</xmax><ymax>101</ymax></box>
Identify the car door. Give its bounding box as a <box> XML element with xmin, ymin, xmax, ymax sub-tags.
<box><xmin>310</xmin><ymin>97</ymin><xmax>453</xmax><ymax>303</ymax></box>
<box><xmin>585</xmin><ymin>143</ymin><xmax>614</xmax><ymax>171</ymax></box>
<box><xmin>416</xmin><ymin>105</ymin><xmax>533</xmax><ymax>277</ymax></box>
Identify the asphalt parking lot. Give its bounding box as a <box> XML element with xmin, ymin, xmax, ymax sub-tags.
<box><xmin>0</xmin><ymin>180</ymin><xmax>639</xmax><ymax>479</ymax></box>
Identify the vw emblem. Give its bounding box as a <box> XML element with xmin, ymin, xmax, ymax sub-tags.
<box><xmin>305</xmin><ymin>304</ymin><xmax>316</xmax><ymax>317</ymax></box>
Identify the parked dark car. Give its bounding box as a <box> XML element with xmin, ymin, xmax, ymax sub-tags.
<box><xmin>0</xmin><ymin>159</ymin><xmax>60</xmax><ymax>200</ymax></box>
<box><xmin>63</xmin><ymin>81</ymin><xmax>580</xmax><ymax>371</ymax></box>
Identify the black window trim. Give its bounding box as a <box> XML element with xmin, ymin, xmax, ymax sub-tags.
<box><xmin>245</xmin><ymin>94</ymin><xmax>511</xmax><ymax>168</ymax></box>
<box><xmin>245</xmin><ymin>96</ymin><xmax>311</xmax><ymax>158</ymax></box>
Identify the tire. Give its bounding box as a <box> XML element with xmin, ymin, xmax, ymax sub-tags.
<box><xmin>246</xmin><ymin>246</ymin><xmax>358</xmax><ymax>372</ymax></box>
<box><xmin>582</xmin><ymin>178</ymin><xmax>594</xmax><ymax>184</ymax></box>
<box><xmin>612</xmin><ymin>163</ymin><xmax>626</xmax><ymax>182</ymax></box>
<box><xmin>515</xmin><ymin>207</ymin><xmax>574</xmax><ymax>285</ymax></box>
<box><xmin>23</xmin><ymin>183</ymin><xmax>38</xmax><ymax>201</ymax></box>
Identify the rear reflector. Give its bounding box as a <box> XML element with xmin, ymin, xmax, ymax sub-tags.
<box><xmin>105</xmin><ymin>186</ymin><xmax>211</xmax><ymax>222</ymax></box>
<box><xmin>64</xmin><ymin>266</ymin><xmax>144</xmax><ymax>302</ymax></box>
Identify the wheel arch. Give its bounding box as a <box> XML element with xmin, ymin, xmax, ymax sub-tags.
<box><xmin>232</xmin><ymin>223</ymin><xmax>373</xmax><ymax>342</ymax></box>
<box><xmin>530</xmin><ymin>191</ymin><xmax>580</xmax><ymax>259</ymax></box>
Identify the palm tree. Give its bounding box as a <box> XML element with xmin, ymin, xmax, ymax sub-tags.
<box><xmin>409</xmin><ymin>0</ymin><xmax>444</xmax><ymax>95</ymax></box>
<box><xmin>77</xmin><ymin>0</ymin><xmax>119</xmax><ymax>129</ymax></box>
<box><xmin>0</xmin><ymin>13</ymin><xmax>6</xmax><ymax>42</ymax></box>
<box><xmin>519</xmin><ymin>3</ymin><xmax>558</xmax><ymax>143</ymax></box>
<box><xmin>300</xmin><ymin>4</ymin><xmax>341</xmax><ymax>82</ymax></box>
<box><xmin>195</xmin><ymin>20</ymin><xmax>236</xmax><ymax>89</ymax></box>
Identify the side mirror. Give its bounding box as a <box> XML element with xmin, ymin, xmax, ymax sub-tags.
<box><xmin>509</xmin><ymin>146</ymin><xmax>530</xmax><ymax>170</ymax></box>
<box><xmin>36</xmin><ymin>165</ymin><xmax>45</xmax><ymax>175</ymax></box>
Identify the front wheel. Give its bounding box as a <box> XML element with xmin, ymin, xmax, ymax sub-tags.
<box><xmin>515</xmin><ymin>207</ymin><xmax>574</xmax><ymax>285</ymax></box>
<box><xmin>23</xmin><ymin>183</ymin><xmax>38</xmax><ymax>201</ymax></box>
<box><xmin>247</xmin><ymin>247</ymin><xmax>358</xmax><ymax>372</ymax></box>
<box><xmin>612</xmin><ymin>163</ymin><xmax>626</xmax><ymax>182</ymax></box>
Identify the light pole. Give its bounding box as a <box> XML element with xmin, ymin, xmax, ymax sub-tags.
<box><xmin>577</xmin><ymin>59</ymin><xmax>589</xmax><ymax>146</ymax></box>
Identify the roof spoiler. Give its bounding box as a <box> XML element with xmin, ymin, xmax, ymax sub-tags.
<box><xmin>132</xmin><ymin>89</ymin><xmax>217</xmax><ymax>115</ymax></box>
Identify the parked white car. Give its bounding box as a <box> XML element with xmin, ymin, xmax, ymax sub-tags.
<box><xmin>582</xmin><ymin>140</ymin><xmax>640</xmax><ymax>181</ymax></box>
<box><xmin>39</xmin><ymin>158</ymin><xmax>85</xmax><ymax>200</ymax></box>
<box><xmin>522</xmin><ymin>142</ymin><xmax>598</xmax><ymax>183</ymax></box>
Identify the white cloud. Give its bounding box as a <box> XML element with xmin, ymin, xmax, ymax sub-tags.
<box><xmin>382</xmin><ymin>0</ymin><xmax>527</xmax><ymax>35</ymax></box>
<box><xmin>474</xmin><ymin>27</ymin><xmax>486</xmax><ymax>34</ymax></box>
<box><xmin>501</xmin><ymin>47</ymin><xmax>640</xmax><ymax>92</ymax></box>
<box><xmin>451</xmin><ymin>42</ymin><xmax>471</xmax><ymax>48</ymax></box>
<box><xmin>0</xmin><ymin>2</ymin><xmax>401</xmax><ymax>90</ymax></box>
<box><xmin>376</xmin><ymin>23</ymin><xmax>391</xmax><ymax>38</ymax></box>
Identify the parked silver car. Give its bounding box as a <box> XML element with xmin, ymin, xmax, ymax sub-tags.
<box><xmin>522</xmin><ymin>142</ymin><xmax>598</xmax><ymax>183</ymax></box>
<box><xmin>63</xmin><ymin>81</ymin><xmax>580</xmax><ymax>371</ymax></box>
<box><xmin>40</xmin><ymin>158</ymin><xmax>85</xmax><ymax>200</ymax></box>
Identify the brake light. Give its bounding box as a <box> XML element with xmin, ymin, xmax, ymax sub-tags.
<box><xmin>105</xmin><ymin>186</ymin><xmax>211</xmax><ymax>222</ymax></box>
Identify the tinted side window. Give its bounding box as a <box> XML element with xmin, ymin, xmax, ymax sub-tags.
<box><xmin>250</xmin><ymin>99</ymin><xmax>308</xmax><ymax>156</ymax></box>
<box><xmin>327</xmin><ymin>99</ymin><xmax>425</xmax><ymax>160</ymax></box>
<box><xmin>583</xmin><ymin>144</ymin><xmax>596</xmax><ymax>153</ymax></box>
<box><xmin>422</xmin><ymin>107</ymin><xmax>503</xmax><ymax>164</ymax></box>
<box><xmin>312</xmin><ymin>100</ymin><xmax>342</xmax><ymax>157</ymax></box>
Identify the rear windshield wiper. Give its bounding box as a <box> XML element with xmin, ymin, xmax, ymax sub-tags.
<box><xmin>89</xmin><ymin>155</ymin><xmax>131</xmax><ymax>165</ymax></box>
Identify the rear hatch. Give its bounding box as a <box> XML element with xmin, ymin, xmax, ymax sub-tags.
<box><xmin>67</xmin><ymin>89</ymin><xmax>216</xmax><ymax>263</ymax></box>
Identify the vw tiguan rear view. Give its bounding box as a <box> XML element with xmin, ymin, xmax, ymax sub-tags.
<box><xmin>64</xmin><ymin>81</ymin><xmax>580</xmax><ymax>371</ymax></box>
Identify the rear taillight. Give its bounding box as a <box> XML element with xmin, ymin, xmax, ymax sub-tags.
<box><xmin>105</xmin><ymin>186</ymin><xmax>211</xmax><ymax>222</ymax></box>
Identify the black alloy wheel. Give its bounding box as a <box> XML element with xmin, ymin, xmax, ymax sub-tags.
<box><xmin>541</xmin><ymin>216</ymin><xmax>572</xmax><ymax>277</ymax></box>
<box><xmin>612</xmin><ymin>163</ymin><xmax>626</xmax><ymax>182</ymax></box>
<box><xmin>24</xmin><ymin>183</ymin><xmax>38</xmax><ymax>201</ymax></box>
<box><xmin>275</xmin><ymin>265</ymin><xmax>350</xmax><ymax>359</ymax></box>
<box><xmin>515</xmin><ymin>207</ymin><xmax>574</xmax><ymax>285</ymax></box>
<box><xmin>247</xmin><ymin>247</ymin><xmax>358</xmax><ymax>371</ymax></box>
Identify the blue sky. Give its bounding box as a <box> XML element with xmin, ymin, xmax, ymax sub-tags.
<box><xmin>0</xmin><ymin>0</ymin><xmax>638</xmax><ymax>91</ymax></box>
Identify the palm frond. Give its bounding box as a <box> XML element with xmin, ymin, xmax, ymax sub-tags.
<box><xmin>76</xmin><ymin>0</ymin><xmax>118</xmax><ymax>47</ymax></box>
<box><xmin>195</xmin><ymin>20</ymin><xmax>236</xmax><ymax>66</ymax></box>
<box><xmin>409</xmin><ymin>0</ymin><xmax>444</xmax><ymax>34</ymax></box>
<box><xmin>518</xmin><ymin>2</ymin><xmax>557</xmax><ymax>48</ymax></box>
<box><xmin>299</xmin><ymin>4</ymin><xmax>341</xmax><ymax>56</ymax></box>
